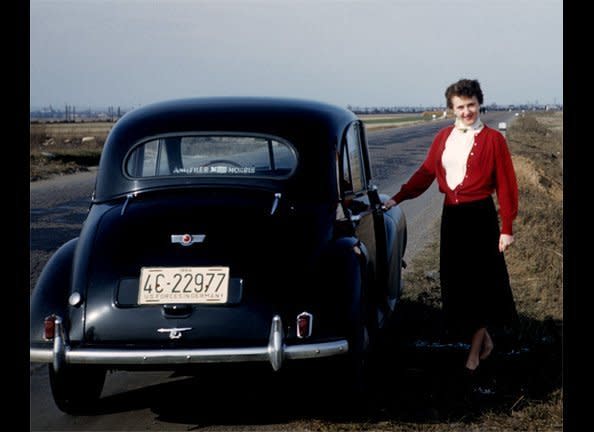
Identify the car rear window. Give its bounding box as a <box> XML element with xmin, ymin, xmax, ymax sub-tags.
<box><xmin>125</xmin><ymin>134</ymin><xmax>297</xmax><ymax>178</ymax></box>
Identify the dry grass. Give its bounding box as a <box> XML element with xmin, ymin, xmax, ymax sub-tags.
<box><xmin>30</xmin><ymin>121</ymin><xmax>113</xmax><ymax>181</ymax></box>
<box><xmin>506</xmin><ymin>113</ymin><xmax>563</xmax><ymax>323</ymax></box>
<box><xmin>359</xmin><ymin>113</ymin><xmax>429</xmax><ymax>131</ymax></box>
<box><xmin>30</xmin><ymin>121</ymin><xmax>113</xmax><ymax>146</ymax></box>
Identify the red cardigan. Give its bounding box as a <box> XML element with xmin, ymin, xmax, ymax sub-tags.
<box><xmin>392</xmin><ymin>124</ymin><xmax>518</xmax><ymax>235</ymax></box>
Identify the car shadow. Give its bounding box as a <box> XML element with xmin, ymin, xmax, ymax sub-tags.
<box><xmin>89</xmin><ymin>301</ymin><xmax>561</xmax><ymax>427</ymax></box>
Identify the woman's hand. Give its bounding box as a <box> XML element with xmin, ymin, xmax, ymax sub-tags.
<box><xmin>382</xmin><ymin>199</ymin><xmax>396</xmax><ymax>211</ymax></box>
<box><xmin>499</xmin><ymin>234</ymin><xmax>514</xmax><ymax>252</ymax></box>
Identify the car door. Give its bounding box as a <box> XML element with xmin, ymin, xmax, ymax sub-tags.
<box><xmin>339</xmin><ymin>121</ymin><xmax>391</xmax><ymax>321</ymax></box>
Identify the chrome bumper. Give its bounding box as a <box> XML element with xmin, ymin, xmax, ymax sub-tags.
<box><xmin>30</xmin><ymin>315</ymin><xmax>348</xmax><ymax>372</ymax></box>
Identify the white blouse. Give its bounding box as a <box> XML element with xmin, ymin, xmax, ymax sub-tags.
<box><xmin>441</xmin><ymin>118</ymin><xmax>483</xmax><ymax>190</ymax></box>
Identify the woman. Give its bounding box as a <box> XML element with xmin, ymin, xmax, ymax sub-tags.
<box><xmin>383</xmin><ymin>78</ymin><xmax>518</xmax><ymax>373</ymax></box>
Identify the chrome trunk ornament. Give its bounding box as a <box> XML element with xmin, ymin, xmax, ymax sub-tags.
<box><xmin>158</xmin><ymin>327</ymin><xmax>192</xmax><ymax>339</ymax></box>
<box><xmin>171</xmin><ymin>234</ymin><xmax>206</xmax><ymax>246</ymax></box>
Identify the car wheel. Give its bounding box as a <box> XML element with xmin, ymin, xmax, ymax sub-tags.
<box><xmin>346</xmin><ymin>292</ymin><xmax>375</xmax><ymax>396</ymax></box>
<box><xmin>338</xmin><ymin>262</ymin><xmax>378</xmax><ymax>401</ymax></box>
<box><xmin>349</xmin><ymin>337</ymin><xmax>369</xmax><ymax>395</ymax></box>
<box><xmin>48</xmin><ymin>364</ymin><xmax>106</xmax><ymax>414</ymax></box>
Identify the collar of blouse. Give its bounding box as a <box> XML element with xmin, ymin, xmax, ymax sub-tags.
<box><xmin>454</xmin><ymin>117</ymin><xmax>484</xmax><ymax>134</ymax></box>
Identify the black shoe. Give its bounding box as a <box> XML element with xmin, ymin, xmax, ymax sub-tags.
<box><xmin>469</xmin><ymin>364</ymin><xmax>497</xmax><ymax>400</ymax></box>
<box><xmin>463</xmin><ymin>366</ymin><xmax>478</xmax><ymax>377</ymax></box>
<box><xmin>461</xmin><ymin>366</ymin><xmax>478</xmax><ymax>394</ymax></box>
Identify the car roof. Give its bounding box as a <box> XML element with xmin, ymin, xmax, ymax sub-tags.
<box><xmin>94</xmin><ymin>97</ymin><xmax>359</xmax><ymax>202</ymax></box>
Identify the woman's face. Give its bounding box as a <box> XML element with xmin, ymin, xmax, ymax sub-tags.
<box><xmin>451</xmin><ymin>95</ymin><xmax>480</xmax><ymax>126</ymax></box>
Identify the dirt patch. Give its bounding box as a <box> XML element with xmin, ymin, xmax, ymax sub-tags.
<box><xmin>513</xmin><ymin>154</ymin><xmax>562</xmax><ymax>202</ymax></box>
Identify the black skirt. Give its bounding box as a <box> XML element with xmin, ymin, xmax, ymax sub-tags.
<box><xmin>440</xmin><ymin>196</ymin><xmax>518</xmax><ymax>341</ymax></box>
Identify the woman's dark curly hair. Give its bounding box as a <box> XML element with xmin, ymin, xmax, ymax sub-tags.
<box><xmin>445</xmin><ymin>79</ymin><xmax>484</xmax><ymax>109</ymax></box>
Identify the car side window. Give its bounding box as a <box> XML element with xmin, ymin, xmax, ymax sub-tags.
<box><xmin>341</xmin><ymin>122</ymin><xmax>366</xmax><ymax>196</ymax></box>
<box><xmin>139</xmin><ymin>140</ymin><xmax>158</xmax><ymax>176</ymax></box>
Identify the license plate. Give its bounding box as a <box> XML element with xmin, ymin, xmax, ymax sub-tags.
<box><xmin>138</xmin><ymin>266</ymin><xmax>229</xmax><ymax>305</ymax></box>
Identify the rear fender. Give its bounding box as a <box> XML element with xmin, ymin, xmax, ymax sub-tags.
<box><xmin>380</xmin><ymin>194</ymin><xmax>407</xmax><ymax>306</ymax></box>
<box><xmin>30</xmin><ymin>239</ymin><xmax>77</xmax><ymax>345</ymax></box>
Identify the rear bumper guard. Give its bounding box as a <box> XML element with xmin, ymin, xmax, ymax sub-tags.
<box><xmin>30</xmin><ymin>315</ymin><xmax>348</xmax><ymax>372</ymax></box>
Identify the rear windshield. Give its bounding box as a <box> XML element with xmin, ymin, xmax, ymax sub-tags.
<box><xmin>125</xmin><ymin>134</ymin><xmax>297</xmax><ymax>178</ymax></box>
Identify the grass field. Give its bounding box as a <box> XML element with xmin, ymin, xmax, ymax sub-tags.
<box><xmin>359</xmin><ymin>113</ymin><xmax>441</xmax><ymax>130</ymax></box>
<box><xmin>30</xmin><ymin>121</ymin><xmax>114</xmax><ymax>139</ymax></box>
<box><xmin>30</xmin><ymin>121</ymin><xmax>114</xmax><ymax>181</ymax></box>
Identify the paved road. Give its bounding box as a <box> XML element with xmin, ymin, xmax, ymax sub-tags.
<box><xmin>29</xmin><ymin>112</ymin><xmax>514</xmax><ymax>431</ymax></box>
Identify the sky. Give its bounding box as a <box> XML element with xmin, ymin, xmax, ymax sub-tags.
<box><xmin>29</xmin><ymin>0</ymin><xmax>563</xmax><ymax>110</ymax></box>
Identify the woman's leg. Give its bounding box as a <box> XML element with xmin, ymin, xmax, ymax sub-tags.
<box><xmin>465</xmin><ymin>327</ymin><xmax>486</xmax><ymax>370</ymax></box>
<box><xmin>480</xmin><ymin>328</ymin><xmax>494</xmax><ymax>360</ymax></box>
<box><xmin>465</xmin><ymin>327</ymin><xmax>494</xmax><ymax>369</ymax></box>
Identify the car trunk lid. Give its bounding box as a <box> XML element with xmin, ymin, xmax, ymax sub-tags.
<box><xmin>81</xmin><ymin>188</ymin><xmax>334</xmax><ymax>347</ymax></box>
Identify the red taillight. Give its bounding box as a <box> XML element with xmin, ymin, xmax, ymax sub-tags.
<box><xmin>44</xmin><ymin>315</ymin><xmax>56</xmax><ymax>340</ymax></box>
<box><xmin>296</xmin><ymin>312</ymin><xmax>313</xmax><ymax>339</ymax></box>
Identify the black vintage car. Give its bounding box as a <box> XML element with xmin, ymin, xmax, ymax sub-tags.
<box><xmin>30</xmin><ymin>97</ymin><xmax>407</xmax><ymax>413</ymax></box>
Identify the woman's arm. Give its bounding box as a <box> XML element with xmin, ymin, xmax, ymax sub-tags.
<box><xmin>493</xmin><ymin>132</ymin><xmax>519</xmax><ymax>236</ymax></box>
<box><xmin>384</xmin><ymin>130</ymin><xmax>445</xmax><ymax>208</ymax></box>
